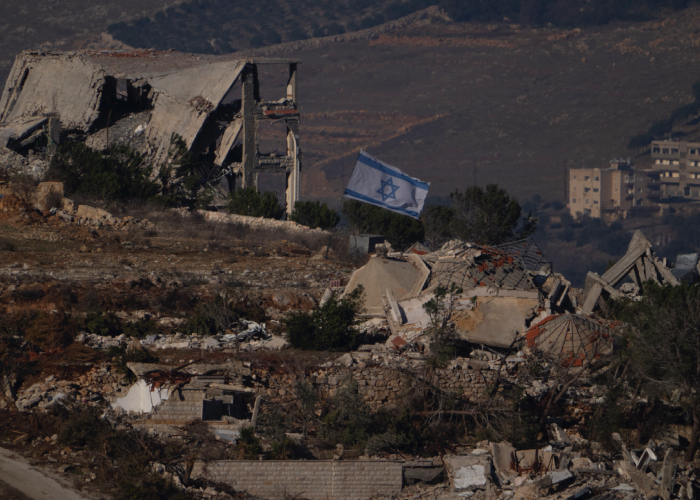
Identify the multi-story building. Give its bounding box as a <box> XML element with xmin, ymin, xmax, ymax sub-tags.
<box><xmin>569</xmin><ymin>159</ymin><xmax>660</xmax><ymax>218</ymax></box>
<box><xmin>651</xmin><ymin>140</ymin><xmax>700</xmax><ymax>199</ymax></box>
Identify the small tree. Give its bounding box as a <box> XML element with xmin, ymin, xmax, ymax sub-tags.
<box><xmin>290</xmin><ymin>200</ymin><xmax>340</xmax><ymax>230</ymax></box>
<box><xmin>284</xmin><ymin>286</ymin><xmax>365</xmax><ymax>351</ymax></box>
<box><xmin>421</xmin><ymin>205</ymin><xmax>455</xmax><ymax>250</ymax></box>
<box><xmin>228</xmin><ymin>187</ymin><xmax>283</xmax><ymax>219</ymax></box>
<box><xmin>294</xmin><ymin>378</ymin><xmax>319</xmax><ymax>437</ymax></box>
<box><xmin>622</xmin><ymin>282</ymin><xmax>700</xmax><ymax>461</ymax></box>
<box><xmin>423</xmin><ymin>283</ymin><xmax>463</xmax><ymax>366</ymax></box>
<box><xmin>449</xmin><ymin>184</ymin><xmax>537</xmax><ymax>245</ymax></box>
<box><xmin>342</xmin><ymin>200</ymin><xmax>424</xmax><ymax>250</ymax></box>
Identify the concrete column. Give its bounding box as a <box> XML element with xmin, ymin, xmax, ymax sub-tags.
<box><xmin>241</xmin><ymin>65</ymin><xmax>258</xmax><ymax>189</ymax></box>
<box><xmin>286</xmin><ymin>126</ymin><xmax>300</xmax><ymax>215</ymax></box>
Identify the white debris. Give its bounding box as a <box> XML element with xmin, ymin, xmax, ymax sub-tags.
<box><xmin>113</xmin><ymin>380</ymin><xmax>169</xmax><ymax>414</ymax></box>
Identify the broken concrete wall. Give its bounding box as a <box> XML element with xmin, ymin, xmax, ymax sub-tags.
<box><xmin>192</xmin><ymin>460</ymin><xmax>403</xmax><ymax>500</ymax></box>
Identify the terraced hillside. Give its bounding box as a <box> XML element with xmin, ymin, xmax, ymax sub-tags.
<box><xmin>255</xmin><ymin>9</ymin><xmax>700</xmax><ymax>204</ymax></box>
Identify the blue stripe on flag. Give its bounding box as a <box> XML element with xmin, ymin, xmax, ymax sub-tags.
<box><xmin>343</xmin><ymin>188</ymin><xmax>421</xmax><ymax>219</ymax></box>
<box><xmin>357</xmin><ymin>151</ymin><xmax>430</xmax><ymax>191</ymax></box>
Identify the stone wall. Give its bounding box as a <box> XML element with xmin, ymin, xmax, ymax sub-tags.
<box><xmin>254</xmin><ymin>360</ymin><xmax>500</xmax><ymax>410</ymax></box>
<box><xmin>193</xmin><ymin>209</ymin><xmax>330</xmax><ymax>235</ymax></box>
<box><xmin>193</xmin><ymin>460</ymin><xmax>403</xmax><ymax>500</ymax></box>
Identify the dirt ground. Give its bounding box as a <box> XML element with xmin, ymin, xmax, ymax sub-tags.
<box><xmin>0</xmin><ymin>195</ymin><xmax>357</xmax><ymax>326</ymax></box>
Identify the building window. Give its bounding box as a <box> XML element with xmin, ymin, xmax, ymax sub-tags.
<box><xmin>691</xmin><ymin>149</ymin><xmax>697</xmax><ymax>155</ymax></box>
<box><xmin>572</xmin><ymin>198</ymin><xmax>576</xmax><ymax>203</ymax></box>
<box><xmin>593</xmin><ymin>188</ymin><xmax>599</xmax><ymax>192</ymax></box>
<box><xmin>638</xmin><ymin>188</ymin><xmax>642</xmax><ymax>193</ymax></box>
<box><xmin>673</xmin><ymin>160</ymin><xmax>680</xmax><ymax>165</ymax></box>
<box><xmin>585</xmin><ymin>199</ymin><xmax>589</xmax><ymax>204</ymax></box>
<box><xmin>593</xmin><ymin>200</ymin><xmax>599</xmax><ymax>204</ymax></box>
<box><xmin>663</xmin><ymin>160</ymin><xmax>670</xmax><ymax>165</ymax></box>
<box><xmin>656</xmin><ymin>159</ymin><xmax>661</xmax><ymax>164</ymax></box>
<box><xmin>672</xmin><ymin>148</ymin><xmax>679</xmax><ymax>154</ymax></box>
<box><xmin>614</xmin><ymin>188</ymin><xmax>618</xmax><ymax>192</ymax></box>
<box><xmin>584</xmin><ymin>176</ymin><xmax>590</xmax><ymax>181</ymax></box>
<box><xmin>663</xmin><ymin>148</ymin><xmax>670</xmax><ymax>154</ymax></box>
<box><xmin>653</xmin><ymin>147</ymin><xmax>661</xmax><ymax>153</ymax></box>
<box><xmin>673</xmin><ymin>172</ymin><xmax>680</xmax><ymax>178</ymax></box>
<box><xmin>594</xmin><ymin>176</ymin><xmax>599</xmax><ymax>181</ymax></box>
<box><xmin>573</xmin><ymin>175</ymin><xmax>576</xmax><ymax>179</ymax></box>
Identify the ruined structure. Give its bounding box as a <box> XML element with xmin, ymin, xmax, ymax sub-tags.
<box><xmin>581</xmin><ymin>230</ymin><xmax>679</xmax><ymax>314</ymax></box>
<box><xmin>0</xmin><ymin>50</ymin><xmax>302</xmax><ymax>212</ymax></box>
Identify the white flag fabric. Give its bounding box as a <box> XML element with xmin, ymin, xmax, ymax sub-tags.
<box><xmin>343</xmin><ymin>150</ymin><xmax>430</xmax><ymax>219</ymax></box>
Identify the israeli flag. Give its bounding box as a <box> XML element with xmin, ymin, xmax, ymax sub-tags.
<box><xmin>343</xmin><ymin>150</ymin><xmax>430</xmax><ymax>219</ymax></box>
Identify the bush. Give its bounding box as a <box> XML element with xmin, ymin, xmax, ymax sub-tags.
<box><xmin>237</xmin><ymin>427</ymin><xmax>262</xmax><ymax>459</ymax></box>
<box><xmin>0</xmin><ymin>311</ymin><xmax>75</xmax><ymax>351</ymax></box>
<box><xmin>284</xmin><ymin>286</ymin><xmax>364</xmax><ymax>351</ymax></box>
<box><xmin>48</xmin><ymin>143</ymin><xmax>160</xmax><ymax>202</ymax></box>
<box><xmin>320</xmin><ymin>379</ymin><xmax>373</xmax><ymax>446</ymax></box>
<box><xmin>81</xmin><ymin>311</ymin><xmax>122</xmax><ymax>337</ymax></box>
<box><xmin>342</xmin><ymin>200</ymin><xmax>424</xmax><ymax>250</ymax></box>
<box><xmin>289</xmin><ymin>200</ymin><xmax>340</xmax><ymax>230</ymax></box>
<box><xmin>228</xmin><ymin>187</ymin><xmax>284</xmax><ymax>219</ymax></box>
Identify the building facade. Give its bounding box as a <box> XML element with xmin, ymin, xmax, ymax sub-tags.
<box><xmin>651</xmin><ymin>140</ymin><xmax>700</xmax><ymax>199</ymax></box>
<box><xmin>569</xmin><ymin>160</ymin><xmax>660</xmax><ymax>218</ymax></box>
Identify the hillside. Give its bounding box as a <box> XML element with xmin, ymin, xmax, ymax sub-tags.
<box><xmin>247</xmin><ymin>8</ymin><xmax>700</xmax><ymax>205</ymax></box>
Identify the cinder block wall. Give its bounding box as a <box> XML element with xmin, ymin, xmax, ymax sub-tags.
<box><xmin>193</xmin><ymin>460</ymin><xmax>403</xmax><ymax>500</ymax></box>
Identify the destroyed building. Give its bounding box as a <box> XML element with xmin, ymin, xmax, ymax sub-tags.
<box><xmin>0</xmin><ymin>50</ymin><xmax>302</xmax><ymax>212</ymax></box>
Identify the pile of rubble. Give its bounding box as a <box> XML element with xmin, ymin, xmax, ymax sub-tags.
<box><xmin>423</xmin><ymin>430</ymin><xmax>693</xmax><ymax>500</ymax></box>
<box><xmin>77</xmin><ymin>320</ymin><xmax>286</xmax><ymax>352</ymax></box>
<box><xmin>13</xmin><ymin>365</ymin><xmax>129</xmax><ymax>412</ymax></box>
<box><xmin>0</xmin><ymin>146</ymin><xmax>49</xmax><ymax>180</ymax></box>
<box><xmin>56</xmin><ymin>197</ymin><xmax>153</xmax><ymax>230</ymax></box>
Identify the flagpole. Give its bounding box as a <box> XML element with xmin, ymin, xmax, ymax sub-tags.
<box><xmin>326</xmin><ymin>150</ymin><xmax>362</xmax><ymax>260</ymax></box>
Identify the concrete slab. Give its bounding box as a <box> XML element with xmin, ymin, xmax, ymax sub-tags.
<box><xmin>344</xmin><ymin>255</ymin><xmax>429</xmax><ymax>316</ymax></box>
<box><xmin>451</xmin><ymin>296</ymin><xmax>539</xmax><ymax>348</ymax></box>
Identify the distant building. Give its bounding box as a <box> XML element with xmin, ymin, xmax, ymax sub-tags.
<box><xmin>651</xmin><ymin>139</ymin><xmax>700</xmax><ymax>199</ymax></box>
<box><xmin>569</xmin><ymin>159</ymin><xmax>660</xmax><ymax>219</ymax></box>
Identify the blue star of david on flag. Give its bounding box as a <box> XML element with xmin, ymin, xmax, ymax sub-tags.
<box><xmin>377</xmin><ymin>178</ymin><xmax>400</xmax><ymax>202</ymax></box>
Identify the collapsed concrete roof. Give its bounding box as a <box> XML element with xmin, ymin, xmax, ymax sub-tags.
<box><xmin>344</xmin><ymin>254</ymin><xmax>430</xmax><ymax>316</ymax></box>
<box><xmin>428</xmin><ymin>239</ymin><xmax>550</xmax><ymax>292</ymax></box>
<box><xmin>0</xmin><ymin>51</ymin><xmax>251</xmax><ymax>162</ymax></box>
<box><xmin>0</xmin><ymin>50</ymin><xmax>303</xmax><ymax>211</ymax></box>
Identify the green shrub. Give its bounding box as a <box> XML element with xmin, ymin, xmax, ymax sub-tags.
<box><xmin>271</xmin><ymin>435</ymin><xmax>295</xmax><ymax>459</ymax></box>
<box><xmin>81</xmin><ymin>311</ymin><xmax>122</xmax><ymax>337</ymax></box>
<box><xmin>342</xmin><ymin>200</ymin><xmax>424</xmax><ymax>250</ymax></box>
<box><xmin>48</xmin><ymin>143</ymin><xmax>160</xmax><ymax>202</ymax></box>
<box><xmin>155</xmin><ymin>134</ymin><xmax>215</xmax><ymax>209</ymax></box>
<box><xmin>237</xmin><ymin>427</ymin><xmax>262</xmax><ymax>459</ymax></box>
<box><xmin>284</xmin><ymin>286</ymin><xmax>364</xmax><ymax>351</ymax></box>
<box><xmin>183</xmin><ymin>311</ymin><xmax>217</xmax><ymax>336</ymax></box>
<box><xmin>228</xmin><ymin>187</ymin><xmax>284</xmax><ymax>219</ymax></box>
<box><xmin>289</xmin><ymin>200</ymin><xmax>340</xmax><ymax>230</ymax></box>
<box><xmin>183</xmin><ymin>295</ymin><xmax>240</xmax><ymax>336</ymax></box>
<box><xmin>123</xmin><ymin>318</ymin><xmax>159</xmax><ymax>337</ymax></box>
<box><xmin>320</xmin><ymin>379</ymin><xmax>373</xmax><ymax>447</ymax></box>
